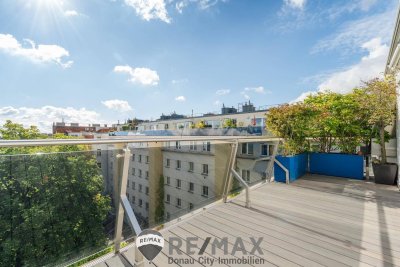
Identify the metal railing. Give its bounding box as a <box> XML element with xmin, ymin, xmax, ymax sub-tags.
<box><xmin>0</xmin><ymin>136</ymin><xmax>280</xmax><ymax>266</ymax></box>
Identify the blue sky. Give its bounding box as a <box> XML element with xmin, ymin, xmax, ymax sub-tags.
<box><xmin>0</xmin><ymin>0</ymin><xmax>397</xmax><ymax>132</ymax></box>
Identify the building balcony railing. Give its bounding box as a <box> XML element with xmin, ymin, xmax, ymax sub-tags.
<box><xmin>0</xmin><ymin>136</ymin><xmax>277</xmax><ymax>267</ymax></box>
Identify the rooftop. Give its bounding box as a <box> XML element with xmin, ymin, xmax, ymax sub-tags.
<box><xmin>93</xmin><ymin>174</ymin><xmax>400</xmax><ymax>267</ymax></box>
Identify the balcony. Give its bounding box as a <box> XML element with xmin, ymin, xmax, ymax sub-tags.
<box><xmin>0</xmin><ymin>136</ymin><xmax>399</xmax><ymax>267</ymax></box>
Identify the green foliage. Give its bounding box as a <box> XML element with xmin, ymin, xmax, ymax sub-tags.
<box><xmin>0</xmin><ymin>121</ymin><xmax>111</xmax><ymax>266</ymax></box>
<box><xmin>356</xmin><ymin>75</ymin><xmax>397</xmax><ymax>163</ymax></box>
<box><xmin>195</xmin><ymin>120</ymin><xmax>206</xmax><ymax>129</ymax></box>
<box><xmin>266</xmin><ymin>103</ymin><xmax>313</xmax><ymax>155</ymax></box>
<box><xmin>222</xmin><ymin>119</ymin><xmax>237</xmax><ymax>128</ymax></box>
<box><xmin>154</xmin><ymin>175</ymin><xmax>165</xmax><ymax>223</ymax></box>
<box><xmin>266</xmin><ymin>76</ymin><xmax>395</xmax><ymax>156</ymax></box>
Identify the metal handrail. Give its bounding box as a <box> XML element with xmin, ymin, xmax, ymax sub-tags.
<box><xmin>230</xmin><ymin>169</ymin><xmax>251</xmax><ymax>208</ymax></box>
<box><xmin>274</xmin><ymin>158</ymin><xmax>290</xmax><ymax>184</ymax></box>
<box><xmin>0</xmin><ymin>136</ymin><xmax>279</xmax><ymax>147</ymax></box>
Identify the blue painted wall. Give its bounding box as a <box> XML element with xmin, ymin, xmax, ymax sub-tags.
<box><xmin>309</xmin><ymin>153</ymin><xmax>364</xmax><ymax>180</ymax></box>
<box><xmin>274</xmin><ymin>154</ymin><xmax>308</xmax><ymax>183</ymax></box>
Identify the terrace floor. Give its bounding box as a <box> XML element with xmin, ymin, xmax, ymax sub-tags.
<box><xmin>93</xmin><ymin>174</ymin><xmax>400</xmax><ymax>267</ymax></box>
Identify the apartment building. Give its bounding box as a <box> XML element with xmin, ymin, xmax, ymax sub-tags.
<box><xmin>96</xmin><ymin>103</ymin><xmax>275</xmax><ymax>227</ymax></box>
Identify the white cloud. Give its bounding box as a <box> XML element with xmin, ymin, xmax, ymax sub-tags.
<box><xmin>240</xmin><ymin>92</ymin><xmax>251</xmax><ymax>100</ymax></box>
<box><xmin>213</xmin><ymin>100</ymin><xmax>222</xmax><ymax>106</ymax></box>
<box><xmin>175</xmin><ymin>0</ymin><xmax>227</xmax><ymax>14</ymax></box>
<box><xmin>312</xmin><ymin>8</ymin><xmax>395</xmax><ymax>54</ymax></box>
<box><xmin>293</xmin><ymin>37</ymin><xmax>388</xmax><ymax>102</ymax></box>
<box><xmin>0</xmin><ymin>106</ymin><xmax>104</xmax><ymax>133</ymax></box>
<box><xmin>317</xmin><ymin>38</ymin><xmax>388</xmax><ymax>93</ymax></box>
<box><xmin>175</xmin><ymin>1</ymin><xmax>188</xmax><ymax>14</ymax></box>
<box><xmin>101</xmin><ymin>99</ymin><xmax>133</xmax><ymax>112</ymax></box>
<box><xmin>124</xmin><ymin>0</ymin><xmax>170</xmax><ymax>23</ymax></box>
<box><xmin>0</xmin><ymin>34</ymin><xmax>73</xmax><ymax>68</ymax></box>
<box><xmin>175</xmin><ymin>96</ymin><xmax>186</xmax><ymax>102</ymax></box>
<box><xmin>114</xmin><ymin>65</ymin><xmax>159</xmax><ymax>86</ymax></box>
<box><xmin>64</xmin><ymin>10</ymin><xmax>79</xmax><ymax>16</ymax></box>
<box><xmin>244</xmin><ymin>86</ymin><xmax>271</xmax><ymax>94</ymax></box>
<box><xmin>283</xmin><ymin>0</ymin><xmax>306</xmax><ymax>10</ymax></box>
<box><xmin>290</xmin><ymin>90</ymin><xmax>317</xmax><ymax>103</ymax></box>
<box><xmin>64</xmin><ymin>10</ymin><xmax>87</xmax><ymax>17</ymax></box>
<box><xmin>215</xmin><ymin>89</ymin><xmax>230</xmax><ymax>95</ymax></box>
<box><xmin>171</xmin><ymin>78</ymin><xmax>188</xmax><ymax>84</ymax></box>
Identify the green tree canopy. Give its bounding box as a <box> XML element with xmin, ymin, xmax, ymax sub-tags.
<box><xmin>0</xmin><ymin>121</ymin><xmax>111</xmax><ymax>266</ymax></box>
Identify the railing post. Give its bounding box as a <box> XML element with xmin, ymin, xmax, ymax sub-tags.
<box><xmin>231</xmin><ymin>169</ymin><xmax>251</xmax><ymax>208</ymax></box>
<box><xmin>223</xmin><ymin>141</ymin><xmax>238</xmax><ymax>203</ymax></box>
<box><xmin>114</xmin><ymin>145</ymin><xmax>131</xmax><ymax>253</ymax></box>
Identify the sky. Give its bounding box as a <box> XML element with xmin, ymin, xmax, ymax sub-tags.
<box><xmin>0</xmin><ymin>0</ymin><xmax>398</xmax><ymax>132</ymax></box>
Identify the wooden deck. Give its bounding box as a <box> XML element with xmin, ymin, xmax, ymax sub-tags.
<box><xmin>94</xmin><ymin>174</ymin><xmax>400</xmax><ymax>267</ymax></box>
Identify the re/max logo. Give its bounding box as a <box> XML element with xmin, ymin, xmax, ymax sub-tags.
<box><xmin>168</xmin><ymin>237</ymin><xmax>263</xmax><ymax>255</ymax></box>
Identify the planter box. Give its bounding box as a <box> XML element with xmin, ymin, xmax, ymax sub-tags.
<box><xmin>372</xmin><ymin>163</ymin><xmax>397</xmax><ymax>185</ymax></box>
<box><xmin>309</xmin><ymin>153</ymin><xmax>364</xmax><ymax>180</ymax></box>
<box><xmin>274</xmin><ymin>154</ymin><xmax>307</xmax><ymax>183</ymax></box>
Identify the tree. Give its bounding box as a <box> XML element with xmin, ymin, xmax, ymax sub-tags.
<box><xmin>0</xmin><ymin>121</ymin><xmax>111</xmax><ymax>266</ymax></box>
<box><xmin>266</xmin><ymin>103</ymin><xmax>314</xmax><ymax>155</ymax></box>
<box><xmin>154</xmin><ymin>175</ymin><xmax>165</xmax><ymax>224</ymax></box>
<box><xmin>357</xmin><ymin>75</ymin><xmax>397</xmax><ymax>163</ymax></box>
<box><xmin>222</xmin><ymin>119</ymin><xmax>237</xmax><ymax>128</ymax></box>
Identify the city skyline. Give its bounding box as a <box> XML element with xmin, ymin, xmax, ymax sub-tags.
<box><xmin>0</xmin><ymin>0</ymin><xmax>397</xmax><ymax>132</ymax></box>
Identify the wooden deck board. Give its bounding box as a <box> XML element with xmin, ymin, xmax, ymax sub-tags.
<box><xmin>98</xmin><ymin>174</ymin><xmax>400</xmax><ymax>267</ymax></box>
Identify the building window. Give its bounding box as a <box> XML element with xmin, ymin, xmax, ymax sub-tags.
<box><xmin>145</xmin><ymin>186</ymin><xmax>149</xmax><ymax>195</ymax></box>
<box><xmin>138</xmin><ymin>169</ymin><xmax>142</xmax><ymax>178</ymax></box>
<box><xmin>132</xmin><ymin>196</ymin><xmax>135</xmax><ymax>204</ymax></box>
<box><xmin>190</xmin><ymin>141</ymin><xmax>197</xmax><ymax>150</ymax></box>
<box><xmin>175</xmin><ymin>141</ymin><xmax>181</xmax><ymax>149</ymax></box>
<box><xmin>110</xmin><ymin>162</ymin><xmax>113</xmax><ymax>169</ymax></box>
<box><xmin>166</xmin><ymin>194</ymin><xmax>170</xmax><ymax>203</ymax></box>
<box><xmin>176</xmin><ymin>198</ymin><xmax>182</xmax><ymax>208</ymax></box>
<box><xmin>138</xmin><ymin>155</ymin><xmax>142</xmax><ymax>163</ymax></box>
<box><xmin>189</xmin><ymin>203</ymin><xmax>194</xmax><ymax>210</ymax></box>
<box><xmin>176</xmin><ymin>160</ymin><xmax>181</xmax><ymax>170</ymax></box>
<box><xmin>97</xmin><ymin>162</ymin><xmax>101</xmax><ymax>168</ymax></box>
<box><xmin>202</xmin><ymin>186</ymin><xmax>209</xmax><ymax>197</ymax></box>
<box><xmin>176</xmin><ymin>179</ymin><xmax>181</xmax><ymax>189</ymax></box>
<box><xmin>146</xmin><ymin>156</ymin><xmax>149</xmax><ymax>164</ymax></box>
<box><xmin>132</xmin><ymin>154</ymin><xmax>135</xmax><ymax>161</ymax></box>
<box><xmin>166</xmin><ymin>158</ymin><xmax>170</xmax><ymax>168</ymax></box>
<box><xmin>261</xmin><ymin>144</ymin><xmax>269</xmax><ymax>156</ymax></box>
<box><xmin>202</xmin><ymin>141</ymin><xmax>211</xmax><ymax>152</ymax></box>
<box><xmin>97</xmin><ymin>149</ymin><xmax>101</xmax><ymax>156</ymax></box>
<box><xmin>166</xmin><ymin>212</ymin><xmax>170</xmax><ymax>220</ymax></box>
<box><xmin>242</xmin><ymin>143</ymin><xmax>254</xmax><ymax>155</ymax></box>
<box><xmin>242</xmin><ymin>169</ymin><xmax>251</xmax><ymax>182</ymax></box>
<box><xmin>166</xmin><ymin>176</ymin><xmax>170</xmax><ymax>185</ymax></box>
<box><xmin>139</xmin><ymin>184</ymin><xmax>142</xmax><ymax>192</ymax></box>
<box><xmin>132</xmin><ymin>182</ymin><xmax>135</xmax><ymax>190</ymax></box>
<box><xmin>188</xmin><ymin>162</ymin><xmax>194</xmax><ymax>172</ymax></box>
<box><xmin>189</xmin><ymin>182</ymin><xmax>194</xmax><ymax>192</ymax></box>
<box><xmin>139</xmin><ymin>199</ymin><xmax>143</xmax><ymax>207</ymax></box>
<box><xmin>145</xmin><ymin>202</ymin><xmax>149</xmax><ymax>211</ymax></box>
<box><xmin>132</xmin><ymin>168</ymin><xmax>136</xmax><ymax>176</ymax></box>
<box><xmin>145</xmin><ymin>171</ymin><xmax>149</xmax><ymax>179</ymax></box>
<box><xmin>202</xmin><ymin>164</ymin><xmax>209</xmax><ymax>175</ymax></box>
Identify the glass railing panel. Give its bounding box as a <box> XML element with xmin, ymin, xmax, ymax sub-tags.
<box><xmin>0</xmin><ymin>145</ymin><xmax>121</xmax><ymax>267</ymax></box>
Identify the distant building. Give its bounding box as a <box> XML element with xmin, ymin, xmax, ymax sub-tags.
<box><xmin>159</xmin><ymin>112</ymin><xmax>186</xmax><ymax>121</ymax></box>
<box><xmin>53</xmin><ymin>122</ymin><xmax>114</xmax><ymax>136</ymax></box>
<box><xmin>221</xmin><ymin>104</ymin><xmax>237</xmax><ymax>115</ymax></box>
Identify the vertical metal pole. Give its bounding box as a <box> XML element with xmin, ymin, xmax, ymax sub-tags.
<box><xmin>223</xmin><ymin>141</ymin><xmax>238</xmax><ymax>203</ymax></box>
<box><xmin>114</xmin><ymin>145</ymin><xmax>131</xmax><ymax>253</ymax></box>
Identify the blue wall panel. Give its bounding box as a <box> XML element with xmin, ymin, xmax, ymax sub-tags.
<box><xmin>274</xmin><ymin>154</ymin><xmax>308</xmax><ymax>183</ymax></box>
<box><xmin>309</xmin><ymin>153</ymin><xmax>364</xmax><ymax>180</ymax></box>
